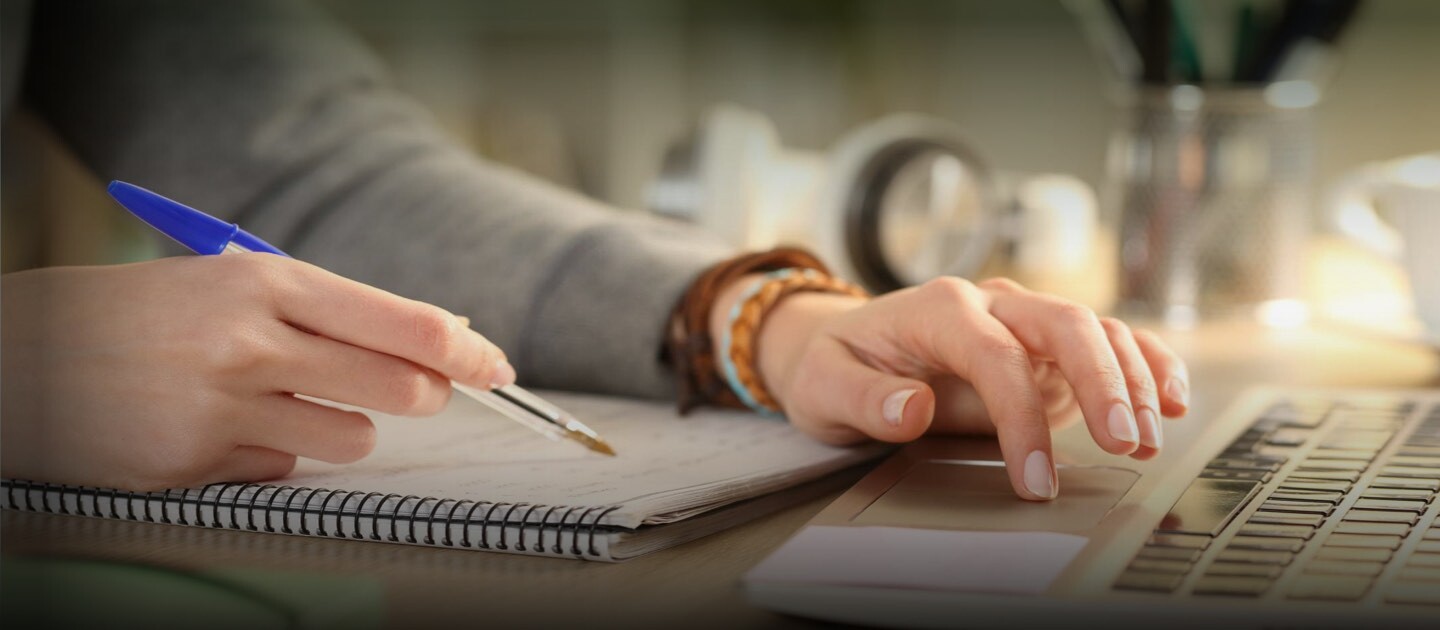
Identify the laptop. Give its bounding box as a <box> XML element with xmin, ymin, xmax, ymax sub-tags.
<box><xmin>743</xmin><ymin>387</ymin><xmax>1440</xmax><ymax>627</ymax></box>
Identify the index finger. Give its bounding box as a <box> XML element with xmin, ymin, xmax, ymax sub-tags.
<box><xmin>897</xmin><ymin>279</ymin><xmax>1057</xmax><ymax>501</ymax></box>
<box><xmin>264</xmin><ymin>257</ymin><xmax>512</xmax><ymax>389</ymax></box>
<box><xmin>982</xmin><ymin>279</ymin><xmax>1140</xmax><ymax>457</ymax></box>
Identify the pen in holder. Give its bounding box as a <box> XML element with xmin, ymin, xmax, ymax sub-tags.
<box><xmin>1109</xmin><ymin>86</ymin><xmax>1314</xmax><ymax>324</ymax></box>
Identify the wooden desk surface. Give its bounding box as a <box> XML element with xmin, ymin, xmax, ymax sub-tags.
<box><xmin>4</xmin><ymin>321</ymin><xmax>1437</xmax><ymax>628</ymax></box>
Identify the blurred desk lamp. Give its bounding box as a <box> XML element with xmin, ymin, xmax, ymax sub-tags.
<box><xmin>647</xmin><ymin>105</ymin><xmax>1096</xmax><ymax>293</ymax></box>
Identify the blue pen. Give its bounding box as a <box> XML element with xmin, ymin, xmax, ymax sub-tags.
<box><xmin>107</xmin><ymin>180</ymin><xmax>615</xmax><ymax>456</ymax></box>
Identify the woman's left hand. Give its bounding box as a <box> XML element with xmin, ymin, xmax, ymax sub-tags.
<box><xmin>723</xmin><ymin>276</ymin><xmax>1189</xmax><ymax>502</ymax></box>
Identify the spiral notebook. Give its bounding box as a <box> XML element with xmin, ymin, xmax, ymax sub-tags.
<box><xmin>0</xmin><ymin>392</ymin><xmax>884</xmax><ymax>562</ymax></box>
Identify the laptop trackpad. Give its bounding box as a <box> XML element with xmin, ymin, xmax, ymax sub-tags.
<box><xmin>850</xmin><ymin>460</ymin><xmax>1139</xmax><ymax>534</ymax></box>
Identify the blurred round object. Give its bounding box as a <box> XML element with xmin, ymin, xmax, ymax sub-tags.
<box><xmin>831</xmin><ymin>125</ymin><xmax>996</xmax><ymax>292</ymax></box>
<box><xmin>649</xmin><ymin>105</ymin><xmax>1092</xmax><ymax>295</ymax></box>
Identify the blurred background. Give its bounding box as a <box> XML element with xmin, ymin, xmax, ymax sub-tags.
<box><xmin>4</xmin><ymin>0</ymin><xmax>1439</xmax><ymax>331</ymax></box>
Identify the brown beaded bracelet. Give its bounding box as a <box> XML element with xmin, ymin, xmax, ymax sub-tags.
<box><xmin>664</xmin><ymin>247</ymin><xmax>831</xmax><ymax>414</ymax></box>
<box><xmin>721</xmin><ymin>269</ymin><xmax>869</xmax><ymax>414</ymax></box>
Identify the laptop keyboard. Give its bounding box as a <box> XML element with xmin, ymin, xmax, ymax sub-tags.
<box><xmin>1113</xmin><ymin>393</ymin><xmax>1440</xmax><ymax>605</ymax></box>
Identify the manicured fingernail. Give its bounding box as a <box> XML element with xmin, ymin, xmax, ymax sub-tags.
<box><xmin>1108</xmin><ymin>403</ymin><xmax>1139</xmax><ymax>444</ymax></box>
<box><xmin>490</xmin><ymin>358</ymin><xmax>516</xmax><ymax>389</ymax></box>
<box><xmin>1137</xmin><ymin>407</ymin><xmax>1162</xmax><ymax>449</ymax></box>
<box><xmin>882</xmin><ymin>389</ymin><xmax>916</xmax><ymax>426</ymax></box>
<box><xmin>1024</xmin><ymin>450</ymin><xmax>1057</xmax><ymax>500</ymax></box>
<box><xmin>456</xmin><ymin>316</ymin><xmax>471</xmax><ymax>328</ymax></box>
<box><xmin>1166</xmin><ymin>377</ymin><xmax>1190</xmax><ymax>408</ymax></box>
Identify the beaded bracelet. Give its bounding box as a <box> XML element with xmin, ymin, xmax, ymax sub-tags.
<box><xmin>665</xmin><ymin>248</ymin><xmax>831</xmax><ymax>415</ymax></box>
<box><xmin>718</xmin><ymin>268</ymin><xmax>869</xmax><ymax>416</ymax></box>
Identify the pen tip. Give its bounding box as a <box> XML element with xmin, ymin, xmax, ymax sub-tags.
<box><xmin>572</xmin><ymin>432</ymin><xmax>617</xmax><ymax>456</ymax></box>
<box><xmin>590</xmin><ymin>438</ymin><xmax>618</xmax><ymax>457</ymax></box>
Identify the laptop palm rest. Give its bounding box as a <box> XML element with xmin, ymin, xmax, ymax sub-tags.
<box><xmin>850</xmin><ymin>460</ymin><xmax>1139</xmax><ymax>534</ymax></box>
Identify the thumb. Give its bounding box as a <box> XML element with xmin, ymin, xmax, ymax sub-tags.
<box><xmin>785</xmin><ymin>341</ymin><xmax>934</xmax><ymax>444</ymax></box>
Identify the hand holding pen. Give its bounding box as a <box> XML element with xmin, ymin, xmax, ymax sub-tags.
<box><xmin>0</xmin><ymin>182</ymin><xmax>611</xmax><ymax>492</ymax></box>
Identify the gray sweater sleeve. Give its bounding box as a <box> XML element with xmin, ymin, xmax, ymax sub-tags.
<box><xmin>23</xmin><ymin>0</ymin><xmax>733</xmax><ymax>398</ymax></box>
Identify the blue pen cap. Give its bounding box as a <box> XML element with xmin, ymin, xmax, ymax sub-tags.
<box><xmin>108</xmin><ymin>181</ymin><xmax>238</xmax><ymax>255</ymax></box>
<box><xmin>107</xmin><ymin>181</ymin><xmax>287</xmax><ymax>256</ymax></box>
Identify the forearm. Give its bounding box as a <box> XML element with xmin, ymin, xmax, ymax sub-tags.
<box><xmin>26</xmin><ymin>0</ymin><xmax>732</xmax><ymax>398</ymax></box>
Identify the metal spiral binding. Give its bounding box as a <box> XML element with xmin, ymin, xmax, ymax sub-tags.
<box><xmin>1</xmin><ymin>479</ymin><xmax>619</xmax><ymax>559</ymax></box>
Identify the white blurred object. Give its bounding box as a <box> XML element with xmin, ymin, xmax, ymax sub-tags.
<box><xmin>648</xmin><ymin>104</ymin><xmax>1098</xmax><ymax>293</ymax></box>
<box><xmin>1012</xmin><ymin>174</ymin><xmax>1099</xmax><ymax>274</ymax></box>
<box><xmin>1327</xmin><ymin>151</ymin><xmax>1440</xmax><ymax>337</ymax></box>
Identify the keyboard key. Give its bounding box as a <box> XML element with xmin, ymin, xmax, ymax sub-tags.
<box><xmin>1343</xmin><ymin>510</ymin><xmax>1420</xmax><ymax>525</ymax></box>
<box><xmin>1228</xmin><ymin>536</ymin><xmax>1304</xmax><ymax>552</ymax></box>
<box><xmin>1314</xmin><ymin>546</ymin><xmax>1392</xmax><ymax>562</ymax></box>
<box><xmin>1279</xmin><ymin>481</ymin><xmax>1353</xmax><ymax>493</ymax></box>
<box><xmin>1370</xmin><ymin>477</ymin><xmax>1440</xmax><ymax>491</ymax></box>
<box><xmin>1260</xmin><ymin>500</ymin><xmax>1334</xmax><ymax>515</ymax></box>
<box><xmin>1309</xmin><ymin>448</ymin><xmax>1375</xmax><ymax>461</ymax></box>
<box><xmin>1333</xmin><ymin>521</ymin><xmax>1411</xmax><ymax>536</ymax></box>
<box><xmin>1384</xmin><ymin>581</ymin><xmax>1440</xmax><ymax>606</ymax></box>
<box><xmin>1193</xmin><ymin>575</ymin><xmax>1273</xmax><ymax>597</ymax></box>
<box><xmin>1337</xmin><ymin>416</ymin><xmax>1406</xmax><ymax>431</ymax></box>
<box><xmin>1148</xmin><ymin>533</ymin><xmax>1212</xmax><ymax>549</ymax></box>
<box><xmin>1382</xmin><ymin>465</ymin><xmax>1440</xmax><ymax>479</ymax></box>
<box><xmin>1215</xmin><ymin>549</ymin><xmax>1293</xmax><ymax>565</ymax></box>
<box><xmin>1360</xmin><ymin>487</ymin><xmax>1435</xmax><ymax>500</ymax></box>
<box><xmin>1298</xmin><ymin>459</ymin><xmax>1369</xmax><ymax>472</ymax></box>
<box><xmin>1398</xmin><ymin>446</ymin><xmax>1440</xmax><ymax>458</ymax></box>
<box><xmin>1323</xmin><ymin>534</ymin><xmax>1403</xmax><ymax>549</ymax></box>
<box><xmin>1248</xmin><ymin>511</ymin><xmax>1326</xmax><ymax>527</ymax></box>
<box><xmin>1255</xmin><ymin>446</ymin><xmax>1296</xmax><ymax>460</ymax></box>
<box><xmin>1136</xmin><ymin>546</ymin><xmax>1202</xmax><ymax>562</ymax></box>
<box><xmin>1305</xmin><ymin>560</ymin><xmax>1386</xmax><ymax>576</ymax></box>
<box><xmin>1128</xmin><ymin>558</ymin><xmax>1193</xmax><ymax>574</ymax></box>
<box><xmin>1114</xmin><ymin>570</ymin><xmax>1184</xmax><ymax>593</ymax></box>
<box><xmin>1321</xmin><ymin>430</ymin><xmax>1394</xmax><ymax>450</ymax></box>
<box><xmin>1287</xmin><ymin>470</ymin><xmax>1361</xmax><ymax>483</ymax></box>
<box><xmin>1266</xmin><ymin>428</ymin><xmax>1312</xmax><ymax>447</ymax></box>
<box><xmin>1398</xmin><ymin>567</ymin><xmax>1440</xmax><ymax>582</ymax></box>
<box><xmin>1156</xmin><ymin>479</ymin><xmax>1260</xmax><ymax>537</ymax></box>
<box><xmin>1426</xmin><ymin>528</ymin><xmax>1440</xmax><ymax>540</ymax></box>
<box><xmin>1205</xmin><ymin>562</ymin><xmax>1284</xmax><ymax>578</ymax></box>
<box><xmin>1387</xmin><ymin>455</ymin><xmax>1440</xmax><ymax>468</ymax></box>
<box><xmin>1352</xmin><ymin>498</ymin><xmax>1429</xmax><ymax>513</ymax></box>
<box><xmin>1407</xmin><ymin>553</ymin><xmax>1440</xmax><ymax>568</ymax></box>
<box><xmin>1208</xmin><ymin>457</ymin><xmax>1284</xmax><ymax>472</ymax></box>
<box><xmin>1238</xmin><ymin>523</ymin><xmax>1316</xmax><ymax>539</ymax></box>
<box><xmin>1418</xmin><ymin>541</ymin><xmax>1440</xmax><ymax>553</ymax></box>
<box><xmin>1267</xmin><ymin>491</ymin><xmax>1345</xmax><ymax>504</ymax></box>
<box><xmin>1288</xmin><ymin>574</ymin><xmax>1373</xmax><ymax>600</ymax></box>
<box><xmin>1200</xmin><ymin>469</ymin><xmax>1272</xmax><ymax>482</ymax></box>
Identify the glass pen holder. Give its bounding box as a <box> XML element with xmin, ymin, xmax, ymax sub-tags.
<box><xmin>1107</xmin><ymin>86</ymin><xmax>1315</xmax><ymax>325</ymax></box>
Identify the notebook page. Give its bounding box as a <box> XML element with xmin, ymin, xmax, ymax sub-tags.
<box><xmin>284</xmin><ymin>392</ymin><xmax>883</xmax><ymax>529</ymax></box>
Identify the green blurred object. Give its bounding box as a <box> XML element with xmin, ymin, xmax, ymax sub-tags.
<box><xmin>1</xmin><ymin>557</ymin><xmax>384</xmax><ymax>630</ymax></box>
<box><xmin>1170</xmin><ymin>0</ymin><xmax>1204</xmax><ymax>82</ymax></box>
<box><xmin>1233</xmin><ymin>2</ymin><xmax>1259</xmax><ymax>82</ymax></box>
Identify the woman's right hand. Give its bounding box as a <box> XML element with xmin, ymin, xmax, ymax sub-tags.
<box><xmin>1</xmin><ymin>254</ymin><xmax>514</xmax><ymax>491</ymax></box>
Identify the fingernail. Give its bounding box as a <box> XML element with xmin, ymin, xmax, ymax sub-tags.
<box><xmin>456</xmin><ymin>315</ymin><xmax>471</xmax><ymax>328</ymax></box>
<box><xmin>1137</xmin><ymin>407</ymin><xmax>1162</xmax><ymax>449</ymax></box>
<box><xmin>1166</xmin><ymin>377</ymin><xmax>1190</xmax><ymax>408</ymax></box>
<box><xmin>490</xmin><ymin>358</ymin><xmax>516</xmax><ymax>389</ymax></box>
<box><xmin>1108</xmin><ymin>403</ymin><xmax>1139</xmax><ymax>444</ymax></box>
<box><xmin>1024</xmin><ymin>450</ymin><xmax>1057</xmax><ymax>500</ymax></box>
<box><xmin>882</xmin><ymin>389</ymin><xmax>916</xmax><ymax>426</ymax></box>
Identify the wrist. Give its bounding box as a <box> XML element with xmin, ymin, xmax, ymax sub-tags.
<box><xmin>754</xmin><ymin>292</ymin><xmax>866</xmax><ymax>403</ymax></box>
<box><xmin>709</xmin><ymin>274</ymin><xmax>866</xmax><ymax>409</ymax></box>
